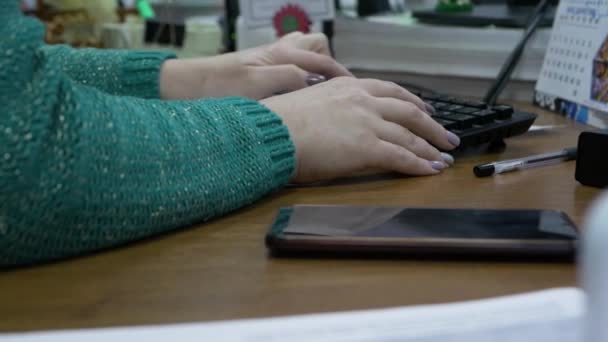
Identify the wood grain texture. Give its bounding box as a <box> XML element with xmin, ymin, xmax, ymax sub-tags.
<box><xmin>0</xmin><ymin>104</ymin><xmax>601</xmax><ymax>333</ymax></box>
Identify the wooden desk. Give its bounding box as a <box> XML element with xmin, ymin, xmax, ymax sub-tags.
<box><xmin>0</xmin><ymin>104</ymin><xmax>601</xmax><ymax>333</ymax></box>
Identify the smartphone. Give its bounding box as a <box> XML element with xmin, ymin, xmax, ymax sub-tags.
<box><xmin>265</xmin><ymin>205</ymin><xmax>579</xmax><ymax>260</ymax></box>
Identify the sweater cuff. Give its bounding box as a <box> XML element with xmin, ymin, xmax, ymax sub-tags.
<box><xmin>221</xmin><ymin>97</ymin><xmax>296</xmax><ymax>187</ymax></box>
<box><xmin>121</xmin><ymin>51</ymin><xmax>176</xmax><ymax>99</ymax></box>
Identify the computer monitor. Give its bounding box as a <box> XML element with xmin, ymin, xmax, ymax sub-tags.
<box><xmin>357</xmin><ymin>0</ymin><xmax>391</xmax><ymax>17</ymax></box>
<box><xmin>413</xmin><ymin>1</ymin><xmax>556</xmax><ymax>28</ymax></box>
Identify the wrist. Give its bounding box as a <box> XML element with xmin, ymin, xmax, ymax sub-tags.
<box><xmin>159</xmin><ymin>58</ymin><xmax>211</xmax><ymax>100</ymax></box>
<box><xmin>260</xmin><ymin>98</ymin><xmax>301</xmax><ymax>182</ymax></box>
<box><xmin>159</xmin><ymin>58</ymin><xmax>182</xmax><ymax>100</ymax></box>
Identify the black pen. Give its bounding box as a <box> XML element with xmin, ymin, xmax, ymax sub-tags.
<box><xmin>474</xmin><ymin>147</ymin><xmax>578</xmax><ymax>177</ymax></box>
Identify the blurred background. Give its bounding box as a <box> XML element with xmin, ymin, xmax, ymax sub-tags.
<box><xmin>20</xmin><ymin>0</ymin><xmax>558</xmax><ymax>103</ymax></box>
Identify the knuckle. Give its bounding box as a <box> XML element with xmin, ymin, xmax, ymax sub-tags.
<box><xmin>348</xmin><ymin>107</ymin><xmax>376</xmax><ymax>128</ymax></box>
<box><xmin>403</xmin><ymin>130</ymin><xmax>418</xmax><ymax>147</ymax></box>
<box><xmin>313</xmin><ymin>32</ymin><xmax>328</xmax><ymax>42</ymax></box>
<box><xmin>360</xmin><ymin>128</ymin><xmax>378</xmax><ymax>146</ymax></box>
<box><xmin>332</xmin><ymin>76</ymin><xmax>355</xmax><ymax>87</ymax></box>
<box><xmin>282</xmin><ymin>31</ymin><xmax>302</xmax><ymax>40</ymax></box>
<box><xmin>403</xmin><ymin>102</ymin><xmax>421</xmax><ymax>116</ymax></box>
<box><xmin>392</xmin><ymin>148</ymin><xmax>414</xmax><ymax>170</ymax></box>
<box><xmin>309</xmin><ymin>32</ymin><xmax>329</xmax><ymax>46</ymax></box>
<box><xmin>345</xmin><ymin>90</ymin><xmax>371</xmax><ymax>106</ymax></box>
<box><xmin>286</xmin><ymin>64</ymin><xmax>302</xmax><ymax>75</ymax></box>
<box><xmin>371</xmin><ymin>80</ymin><xmax>404</xmax><ymax>98</ymax></box>
<box><xmin>394</xmin><ymin>125</ymin><xmax>410</xmax><ymax>139</ymax></box>
<box><xmin>368</xmin><ymin>140</ymin><xmax>391</xmax><ymax>167</ymax></box>
<box><xmin>425</xmin><ymin>119</ymin><xmax>446</xmax><ymax>137</ymax></box>
<box><xmin>400</xmin><ymin>86</ymin><xmax>416</xmax><ymax>98</ymax></box>
<box><xmin>387</xmin><ymin>81</ymin><xmax>404</xmax><ymax>95</ymax></box>
<box><xmin>317</xmin><ymin>54</ymin><xmax>334</xmax><ymax>67</ymax></box>
<box><xmin>416</xmin><ymin>140</ymin><xmax>441</xmax><ymax>160</ymax></box>
<box><xmin>400</xmin><ymin>164</ymin><xmax>422</xmax><ymax>176</ymax></box>
<box><xmin>413</xmin><ymin>137</ymin><xmax>434</xmax><ymax>154</ymax></box>
<box><xmin>363</xmin><ymin>111</ymin><xmax>379</xmax><ymax>126</ymax></box>
<box><xmin>267</xmin><ymin>44</ymin><xmax>283</xmax><ymax>56</ymax></box>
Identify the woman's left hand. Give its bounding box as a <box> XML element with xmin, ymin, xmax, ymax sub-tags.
<box><xmin>159</xmin><ymin>32</ymin><xmax>353</xmax><ymax>100</ymax></box>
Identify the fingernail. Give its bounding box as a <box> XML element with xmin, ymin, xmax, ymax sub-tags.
<box><xmin>431</xmin><ymin>161</ymin><xmax>447</xmax><ymax>171</ymax></box>
<box><xmin>306</xmin><ymin>73</ymin><xmax>326</xmax><ymax>86</ymax></box>
<box><xmin>441</xmin><ymin>152</ymin><xmax>454</xmax><ymax>166</ymax></box>
<box><xmin>424</xmin><ymin>102</ymin><xmax>436</xmax><ymax>115</ymax></box>
<box><xmin>447</xmin><ymin>131</ymin><xmax>461</xmax><ymax>147</ymax></box>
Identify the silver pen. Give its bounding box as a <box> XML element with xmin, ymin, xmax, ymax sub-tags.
<box><xmin>474</xmin><ymin>147</ymin><xmax>578</xmax><ymax>177</ymax></box>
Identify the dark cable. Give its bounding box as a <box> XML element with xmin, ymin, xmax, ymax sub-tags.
<box><xmin>483</xmin><ymin>0</ymin><xmax>551</xmax><ymax>106</ymax></box>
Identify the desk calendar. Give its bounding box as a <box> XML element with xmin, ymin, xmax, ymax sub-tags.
<box><xmin>535</xmin><ymin>0</ymin><xmax>608</xmax><ymax>127</ymax></box>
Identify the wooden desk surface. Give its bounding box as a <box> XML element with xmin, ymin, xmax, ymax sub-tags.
<box><xmin>0</xmin><ymin>104</ymin><xmax>601</xmax><ymax>333</ymax></box>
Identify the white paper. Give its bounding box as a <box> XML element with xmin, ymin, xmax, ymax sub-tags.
<box><xmin>536</xmin><ymin>0</ymin><xmax>608</xmax><ymax>112</ymax></box>
<box><xmin>238</xmin><ymin>0</ymin><xmax>334</xmax><ymax>29</ymax></box>
<box><xmin>0</xmin><ymin>288</ymin><xmax>584</xmax><ymax>342</ymax></box>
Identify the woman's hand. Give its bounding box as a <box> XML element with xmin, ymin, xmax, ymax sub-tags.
<box><xmin>160</xmin><ymin>32</ymin><xmax>352</xmax><ymax>100</ymax></box>
<box><xmin>261</xmin><ymin>77</ymin><xmax>460</xmax><ymax>183</ymax></box>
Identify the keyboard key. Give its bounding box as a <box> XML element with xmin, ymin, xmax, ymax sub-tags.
<box><xmin>450</xmin><ymin>129</ymin><xmax>464</xmax><ymax>135</ymax></box>
<box><xmin>422</xmin><ymin>94</ymin><xmax>442</xmax><ymax>101</ymax></box>
<box><xmin>432</xmin><ymin>117</ymin><xmax>459</xmax><ymax>130</ymax></box>
<box><xmin>435</xmin><ymin>110</ymin><xmax>453</xmax><ymax>117</ymax></box>
<box><xmin>445</xmin><ymin>104</ymin><xmax>464</xmax><ymax>111</ymax></box>
<box><xmin>439</xmin><ymin>94</ymin><xmax>455</xmax><ymax>101</ymax></box>
<box><xmin>448</xmin><ymin>98</ymin><xmax>468</xmax><ymax>105</ymax></box>
<box><xmin>436</xmin><ymin>113</ymin><xmax>477</xmax><ymax>128</ymax></box>
<box><xmin>438</xmin><ymin>95</ymin><xmax>459</xmax><ymax>103</ymax></box>
<box><xmin>394</xmin><ymin>83</ymin><xmax>536</xmax><ymax>149</ymax></box>
<box><xmin>454</xmin><ymin>107</ymin><xmax>479</xmax><ymax>115</ymax></box>
<box><xmin>492</xmin><ymin>105</ymin><xmax>514</xmax><ymax>119</ymax></box>
<box><xmin>464</xmin><ymin>100</ymin><xmax>487</xmax><ymax>109</ymax></box>
<box><xmin>433</xmin><ymin>102</ymin><xmax>449</xmax><ymax>110</ymax></box>
<box><xmin>470</xmin><ymin>109</ymin><xmax>498</xmax><ymax>123</ymax></box>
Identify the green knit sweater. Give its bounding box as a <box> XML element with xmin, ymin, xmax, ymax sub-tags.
<box><xmin>0</xmin><ymin>1</ymin><xmax>295</xmax><ymax>267</ymax></box>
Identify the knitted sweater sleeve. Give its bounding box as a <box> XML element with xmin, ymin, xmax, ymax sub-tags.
<box><xmin>0</xmin><ymin>8</ymin><xmax>296</xmax><ymax>267</ymax></box>
<box><xmin>39</xmin><ymin>45</ymin><xmax>175</xmax><ymax>99</ymax></box>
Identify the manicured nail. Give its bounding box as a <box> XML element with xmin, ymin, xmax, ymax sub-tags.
<box><xmin>447</xmin><ymin>131</ymin><xmax>461</xmax><ymax>147</ymax></box>
<box><xmin>306</xmin><ymin>73</ymin><xmax>326</xmax><ymax>86</ymax></box>
<box><xmin>431</xmin><ymin>161</ymin><xmax>447</xmax><ymax>171</ymax></box>
<box><xmin>441</xmin><ymin>152</ymin><xmax>454</xmax><ymax>166</ymax></box>
<box><xmin>424</xmin><ymin>102</ymin><xmax>436</xmax><ymax>115</ymax></box>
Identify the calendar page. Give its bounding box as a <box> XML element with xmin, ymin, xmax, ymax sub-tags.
<box><xmin>536</xmin><ymin>0</ymin><xmax>608</xmax><ymax>113</ymax></box>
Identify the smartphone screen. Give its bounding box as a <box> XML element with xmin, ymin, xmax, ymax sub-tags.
<box><xmin>282</xmin><ymin>206</ymin><xmax>578</xmax><ymax>241</ymax></box>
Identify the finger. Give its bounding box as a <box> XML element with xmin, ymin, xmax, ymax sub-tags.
<box><xmin>355</xmin><ymin>79</ymin><xmax>428</xmax><ymax>114</ymax></box>
<box><xmin>272</xmin><ymin>47</ymin><xmax>354</xmax><ymax>78</ymax></box>
<box><xmin>371</xmin><ymin>140</ymin><xmax>443</xmax><ymax>176</ymax></box>
<box><xmin>280</xmin><ymin>32</ymin><xmax>330</xmax><ymax>56</ymax></box>
<box><xmin>371</xmin><ymin>97</ymin><xmax>459</xmax><ymax>150</ymax></box>
<box><xmin>373</xmin><ymin>120</ymin><xmax>443</xmax><ymax>162</ymax></box>
<box><xmin>251</xmin><ymin>64</ymin><xmax>309</xmax><ymax>97</ymax></box>
<box><xmin>296</xmin><ymin>33</ymin><xmax>332</xmax><ymax>56</ymax></box>
<box><xmin>280</xmin><ymin>31</ymin><xmax>304</xmax><ymax>42</ymax></box>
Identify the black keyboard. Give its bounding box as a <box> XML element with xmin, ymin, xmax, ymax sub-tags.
<box><xmin>416</xmin><ymin>92</ymin><xmax>537</xmax><ymax>149</ymax></box>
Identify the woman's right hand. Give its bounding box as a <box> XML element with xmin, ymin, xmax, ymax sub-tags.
<box><xmin>260</xmin><ymin>77</ymin><xmax>461</xmax><ymax>183</ymax></box>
